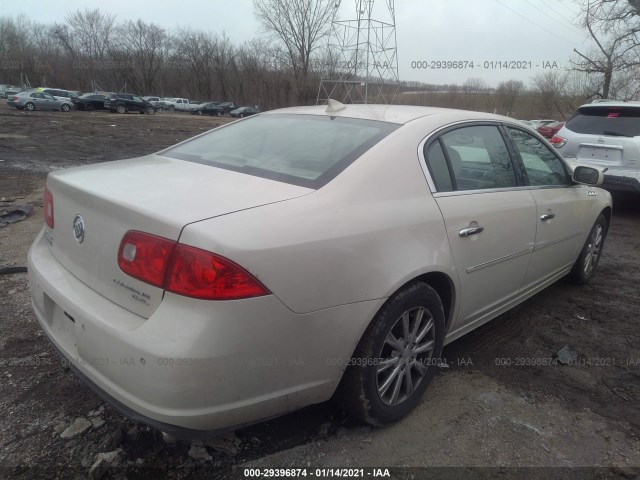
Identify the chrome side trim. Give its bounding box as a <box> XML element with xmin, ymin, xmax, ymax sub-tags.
<box><xmin>533</xmin><ymin>231</ymin><xmax>584</xmax><ymax>251</ymax></box>
<box><xmin>466</xmin><ymin>247</ymin><xmax>533</xmax><ymax>273</ymax></box>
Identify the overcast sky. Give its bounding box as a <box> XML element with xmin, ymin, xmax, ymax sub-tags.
<box><xmin>3</xmin><ymin>0</ymin><xmax>589</xmax><ymax>87</ymax></box>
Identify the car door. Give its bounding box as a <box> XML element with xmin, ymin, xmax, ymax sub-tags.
<box><xmin>423</xmin><ymin>124</ymin><xmax>537</xmax><ymax>329</ymax></box>
<box><xmin>505</xmin><ymin>126</ymin><xmax>590</xmax><ymax>289</ymax></box>
<box><xmin>132</xmin><ymin>95</ymin><xmax>145</xmax><ymax>110</ymax></box>
<box><xmin>41</xmin><ymin>92</ymin><xmax>61</xmax><ymax>110</ymax></box>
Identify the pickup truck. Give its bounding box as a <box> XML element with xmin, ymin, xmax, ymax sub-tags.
<box><xmin>162</xmin><ymin>98</ymin><xmax>190</xmax><ymax>112</ymax></box>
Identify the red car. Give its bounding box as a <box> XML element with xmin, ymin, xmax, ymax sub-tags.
<box><xmin>537</xmin><ymin>121</ymin><xmax>565</xmax><ymax>139</ymax></box>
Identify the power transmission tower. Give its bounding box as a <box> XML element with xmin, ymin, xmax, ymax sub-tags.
<box><xmin>317</xmin><ymin>0</ymin><xmax>399</xmax><ymax>105</ymax></box>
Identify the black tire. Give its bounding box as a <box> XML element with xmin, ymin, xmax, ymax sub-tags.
<box><xmin>568</xmin><ymin>213</ymin><xmax>608</xmax><ymax>284</ymax></box>
<box><xmin>61</xmin><ymin>103</ymin><xmax>71</xmax><ymax>112</ymax></box>
<box><xmin>146</xmin><ymin>106</ymin><xmax>155</xmax><ymax>115</ymax></box>
<box><xmin>335</xmin><ymin>282</ymin><xmax>445</xmax><ymax>426</ymax></box>
<box><xmin>25</xmin><ymin>102</ymin><xmax>35</xmax><ymax>111</ymax></box>
<box><xmin>169</xmin><ymin>105</ymin><xmax>175</xmax><ymax>111</ymax></box>
<box><xmin>116</xmin><ymin>104</ymin><xmax>126</xmax><ymax>114</ymax></box>
<box><xmin>85</xmin><ymin>103</ymin><xmax>94</xmax><ymax>111</ymax></box>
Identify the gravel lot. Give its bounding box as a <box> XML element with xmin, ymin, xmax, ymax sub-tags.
<box><xmin>0</xmin><ymin>104</ymin><xmax>638</xmax><ymax>479</ymax></box>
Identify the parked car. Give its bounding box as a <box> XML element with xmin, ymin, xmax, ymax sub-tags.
<box><xmin>75</xmin><ymin>93</ymin><xmax>111</xmax><ymax>111</ymax></box>
<box><xmin>190</xmin><ymin>102</ymin><xmax>224</xmax><ymax>116</ymax></box>
<box><xmin>163</xmin><ymin>98</ymin><xmax>190</xmax><ymax>112</ymax></box>
<box><xmin>7</xmin><ymin>91</ymin><xmax>74</xmax><ymax>111</ymax></box>
<box><xmin>28</xmin><ymin>103</ymin><xmax>610</xmax><ymax>438</ymax></box>
<box><xmin>518</xmin><ymin>120</ymin><xmax>537</xmax><ymax>130</ymax></box>
<box><xmin>105</xmin><ymin>93</ymin><xmax>156</xmax><ymax>114</ymax></box>
<box><xmin>230</xmin><ymin>106</ymin><xmax>260</xmax><ymax>118</ymax></box>
<box><xmin>529</xmin><ymin>119</ymin><xmax>556</xmax><ymax>129</ymax></box>
<box><xmin>537</xmin><ymin>121</ymin><xmax>565</xmax><ymax>139</ymax></box>
<box><xmin>0</xmin><ymin>84</ymin><xmax>22</xmax><ymax>98</ymax></box>
<box><xmin>42</xmin><ymin>88</ymin><xmax>80</xmax><ymax>108</ymax></box>
<box><xmin>142</xmin><ymin>96</ymin><xmax>166</xmax><ymax>110</ymax></box>
<box><xmin>218</xmin><ymin>102</ymin><xmax>237</xmax><ymax>114</ymax></box>
<box><xmin>553</xmin><ymin>101</ymin><xmax>640</xmax><ymax>194</ymax></box>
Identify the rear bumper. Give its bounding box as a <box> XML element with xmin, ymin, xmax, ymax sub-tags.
<box><xmin>28</xmin><ymin>229</ymin><xmax>377</xmax><ymax>436</ymax></box>
<box><xmin>603</xmin><ymin>172</ymin><xmax>640</xmax><ymax>194</ymax></box>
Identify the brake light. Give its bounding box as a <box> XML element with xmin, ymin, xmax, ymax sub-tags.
<box><xmin>165</xmin><ymin>244</ymin><xmax>269</xmax><ymax>300</ymax></box>
<box><xmin>117</xmin><ymin>231</ymin><xmax>269</xmax><ymax>300</ymax></box>
<box><xmin>550</xmin><ymin>135</ymin><xmax>567</xmax><ymax>148</ymax></box>
<box><xmin>118</xmin><ymin>231</ymin><xmax>176</xmax><ymax>288</ymax></box>
<box><xmin>44</xmin><ymin>187</ymin><xmax>54</xmax><ymax>228</ymax></box>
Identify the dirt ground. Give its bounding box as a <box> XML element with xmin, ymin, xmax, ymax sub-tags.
<box><xmin>0</xmin><ymin>104</ymin><xmax>639</xmax><ymax>479</ymax></box>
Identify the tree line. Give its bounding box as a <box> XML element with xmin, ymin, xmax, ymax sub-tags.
<box><xmin>0</xmin><ymin>0</ymin><xmax>638</xmax><ymax>116</ymax></box>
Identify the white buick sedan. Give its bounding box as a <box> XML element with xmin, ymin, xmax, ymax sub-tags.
<box><xmin>28</xmin><ymin>102</ymin><xmax>611</xmax><ymax>438</ymax></box>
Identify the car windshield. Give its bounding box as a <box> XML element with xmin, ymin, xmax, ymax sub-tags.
<box><xmin>565</xmin><ymin>106</ymin><xmax>640</xmax><ymax>137</ymax></box>
<box><xmin>163</xmin><ymin>113</ymin><xmax>399</xmax><ymax>188</ymax></box>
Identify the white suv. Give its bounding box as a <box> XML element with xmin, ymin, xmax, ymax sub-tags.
<box><xmin>553</xmin><ymin>101</ymin><xmax>640</xmax><ymax>194</ymax></box>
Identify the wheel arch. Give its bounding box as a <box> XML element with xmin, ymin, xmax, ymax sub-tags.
<box><xmin>600</xmin><ymin>206</ymin><xmax>612</xmax><ymax>231</ymax></box>
<box><xmin>396</xmin><ymin>271</ymin><xmax>456</xmax><ymax>334</ymax></box>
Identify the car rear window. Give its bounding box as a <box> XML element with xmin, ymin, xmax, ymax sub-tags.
<box><xmin>163</xmin><ymin>114</ymin><xmax>399</xmax><ymax>188</ymax></box>
<box><xmin>565</xmin><ymin>106</ymin><xmax>640</xmax><ymax>137</ymax></box>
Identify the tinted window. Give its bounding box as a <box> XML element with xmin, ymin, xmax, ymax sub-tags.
<box><xmin>565</xmin><ymin>106</ymin><xmax>640</xmax><ymax>137</ymax></box>
<box><xmin>507</xmin><ymin>127</ymin><xmax>570</xmax><ymax>186</ymax></box>
<box><xmin>440</xmin><ymin>126</ymin><xmax>517</xmax><ymax>190</ymax></box>
<box><xmin>425</xmin><ymin>141</ymin><xmax>453</xmax><ymax>192</ymax></box>
<box><xmin>164</xmin><ymin>114</ymin><xmax>399</xmax><ymax>188</ymax></box>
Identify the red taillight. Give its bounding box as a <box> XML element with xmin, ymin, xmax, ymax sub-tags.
<box><xmin>550</xmin><ymin>135</ymin><xmax>567</xmax><ymax>148</ymax></box>
<box><xmin>44</xmin><ymin>187</ymin><xmax>54</xmax><ymax>228</ymax></box>
<box><xmin>117</xmin><ymin>231</ymin><xmax>269</xmax><ymax>300</ymax></box>
<box><xmin>117</xmin><ymin>231</ymin><xmax>176</xmax><ymax>288</ymax></box>
<box><xmin>165</xmin><ymin>244</ymin><xmax>269</xmax><ymax>300</ymax></box>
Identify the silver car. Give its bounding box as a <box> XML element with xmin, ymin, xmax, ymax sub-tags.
<box><xmin>553</xmin><ymin>102</ymin><xmax>640</xmax><ymax>194</ymax></box>
<box><xmin>28</xmin><ymin>103</ymin><xmax>611</xmax><ymax>438</ymax></box>
<box><xmin>7</xmin><ymin>90</ymin><xmax>74</xmax><ymax>112</ymax></box>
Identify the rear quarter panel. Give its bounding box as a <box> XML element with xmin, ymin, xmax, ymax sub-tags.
<box><xmin>178</xmin><ymin>119</ymin><xmax>459</xmax><ymax>315</ymax></box>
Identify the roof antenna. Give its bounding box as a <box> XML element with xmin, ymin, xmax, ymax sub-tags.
<box><xmin>326</xmin><ymin>99</ymin><xmax>346</xmax><ymax>113</ymax></box>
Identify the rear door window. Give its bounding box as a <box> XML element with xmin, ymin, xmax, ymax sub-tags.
<box><xmin>439</xmin><ymin>126</ymin><xmax>518</xmax><ymax>190</ymax></box>
<box><xmin>565</xmin><ymin>106</ymin><xmax>640</xmax><ymax>137</ymax></box>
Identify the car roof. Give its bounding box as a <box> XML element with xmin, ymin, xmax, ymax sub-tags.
<box><xmin>579</xmin><ymin>101</ymin><xmax>640</xmax><ymax>108</ymax></box>
<box><xmin>265</xmin><ymin>104</ymin><xmax>517</xmax><ymax>125</ymax></box>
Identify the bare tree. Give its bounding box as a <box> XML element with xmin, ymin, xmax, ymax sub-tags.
<box><xmin>572</xmin><ymin>0</ymin><xmax>640</xmax><ymax>98</ymax></box>
<box><xmin>532</xmin><ymin>70</ymin><xmax>569</xmax><ymax>118</ymax></box>
<box><xmin>111</xmin><ymin>20</ymin><xmax>169</xmax><ymax>94</ymax></box>
<box><xmin>495</xmin><ymin>80</ymin><xmax>526</xmax><ymax>116</ymax></box>
<box><xmin>253</xmin><ymin>0</ymin><xmax>337</xmax><ymax>103</ymax></box>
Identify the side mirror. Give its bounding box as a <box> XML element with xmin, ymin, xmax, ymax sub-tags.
<box><xmin>573</xmin><ymin>165</ymin><xmax>605</xmax><ymax>186</ymax></box>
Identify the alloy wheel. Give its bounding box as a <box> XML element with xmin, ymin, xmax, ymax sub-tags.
<box><xmin>583</xmin><ymin>223</ymin><xmax>603</xmax><ymax>277</ymax></box>
<box><xmin>376</xmin><ymin>306</ymin><xmax>436</xmax><ymax>406</ymax></box>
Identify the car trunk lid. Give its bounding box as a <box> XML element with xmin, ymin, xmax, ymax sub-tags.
<box><xmin>46</xmin><ymin>155</ymin><xmax>312</xmax><ymax>319</ymax></box>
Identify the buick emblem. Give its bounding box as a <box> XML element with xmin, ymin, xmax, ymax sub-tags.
<box><xmin>73</xmin><ymin>215</ymin><xmax>85</xmax><ymax>243</ymax></box>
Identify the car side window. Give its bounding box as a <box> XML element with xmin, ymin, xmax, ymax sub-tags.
<box><xmin>506</xmin><ymin>127</ymin><xmax>570</xmax><ymax>186</ymax></box>
<box><xmin>439</xmin><ymin>126</ymin><xmax>518</xmax><ymax>191</ymax></box>
<box><xmin>425</xmin><ymin>141</ymin><xmax>454</xmax><ymax>192</ymax></box>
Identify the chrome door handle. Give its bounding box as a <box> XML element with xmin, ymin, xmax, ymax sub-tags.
<box><xmin>540</xmin><ymin>213</ymin><xmax>556</xmax><ymax>221</ymax></box>
<box><xmin>459</xmin><ymin>226</ymin><xmax>484</xmax><ymax>237</ymax></box>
